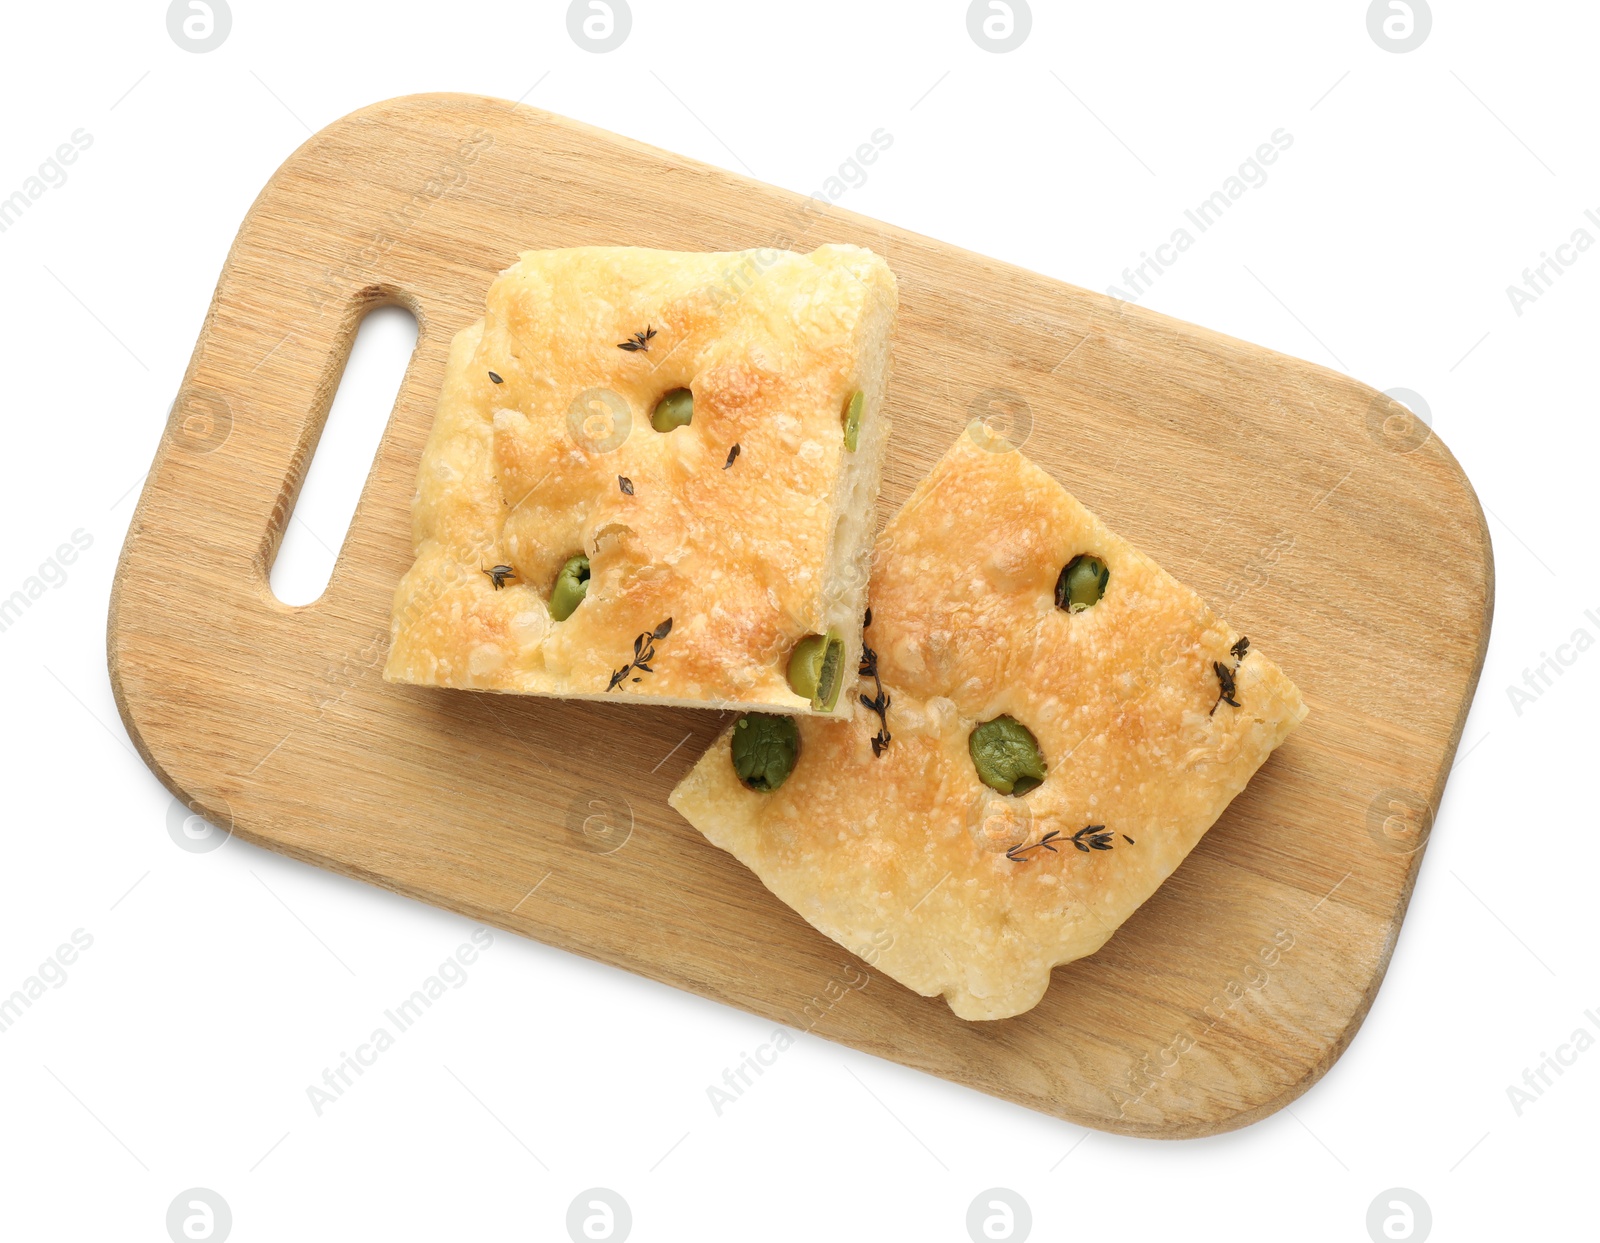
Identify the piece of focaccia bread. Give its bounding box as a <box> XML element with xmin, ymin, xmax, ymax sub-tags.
<box><xmin>670</xmin><ymin>424</ymin><xmax>1307</xmax><ymax>1020</ymax></box>
<box><xmin>385</xmin><ymin>245</ymin><xmax>898</xmax><ymax>714</ymax></box>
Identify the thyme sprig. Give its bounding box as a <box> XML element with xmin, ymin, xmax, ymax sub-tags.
<box><xmin>1008</xmin><ymin>824</ymin><xmax>1127</xmax><ymax>863</ymax></box>
<box><xmin>1006</xmin><ymin>830</ymin><xmax>1060</xmax><ymax>862</ymax></box>
<box><xmin>607</xmin><ymin>618</ymin><xmax>673</xmax><ymax>690</ymax></box>
<box><xmin>1210</xmin><ymin>635</ymin><xmax>1250</xmax><ymax>715</ymax></box>
<box><xmin>858</xmin><ymin>609</ymin><xmax>891</xmax><ymax>756</ymax></box>
<box><xmin>618</xmin><ymin>326</ymin><xmax>657</xmax><ymax>352</ymax></box>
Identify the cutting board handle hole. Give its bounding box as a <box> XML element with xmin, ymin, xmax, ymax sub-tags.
<box><xmin>268</xmin><ymin>302</ymin><xmax>419</xmax><ymax>606</ymax></box>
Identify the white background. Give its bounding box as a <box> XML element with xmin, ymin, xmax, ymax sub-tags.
<box><xmin>1</xmin><ymin>2</ymin><xmax>1596</xmax><ymax>1240</ymax></box>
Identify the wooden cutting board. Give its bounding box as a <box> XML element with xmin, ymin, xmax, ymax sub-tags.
<box><xmin>108</xmin><ymin>93</ymin><xmax>1492</xmax><ymax>1138</ymax></box>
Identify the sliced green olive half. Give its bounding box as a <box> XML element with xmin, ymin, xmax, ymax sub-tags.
<box><xmin>786</xmin><ymin>630</ymin><xmax>844</xmax><ymax>712</ymax></box>
<box><xmin>651</xmin><ymin>388</ymin><xmax>694</xmax><ymax>432</ymax></box>
<box><xmin>969</xmin><ymin>716</ymin><xmax>1047</xmax><ymax>796</ymax></box>
<box><xmin>731</xmin><ymin>713</ymin><xmax>800</xmax><ymax>792</ymax></box>
<box><xmin>842</xmin><ymin>389</ymin><xmax>865</xmax><ymax>452</ymax></box>
<box><xmin>549</xmin><ymin>554</ymin><xmax>590</xmax><ymax>621</ymax></box>
<box><xmin>1055</xmin><ymin>554</ymin><xmax>1109</xmax><ymax>613</ymax></box>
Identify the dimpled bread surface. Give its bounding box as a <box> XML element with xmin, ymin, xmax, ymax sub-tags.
<box><xmin>669</xmin><ymin>424</ymin><xmax>1307</xmax><ymax>1020</ymax></box>
<box><xmin>385</xmin><ymin>244</ymin><xmax>898</xmax><ymax>714</ymax></box>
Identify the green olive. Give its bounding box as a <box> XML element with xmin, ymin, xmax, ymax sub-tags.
<box><xmin>651</xmin><ymin>388</ymin><xmax>694</xmax><ymax>432</ymax></box>
<box><xmin>842</xmin><ymin>389</ymin><xmax>864</xmax><ymax>452</ymax></box>
<box><xmin>787</xmin><ymin>630</ymin><xmax>844</xmax><ymax>711</ymax></box>
<box><xmin>969</xmin><ymin>716</ymin><xmax>1046</xmax><ymax>796</ymax></box>
<box><xmin>1055</xmin><ymin>554</ymin><xmax>1109</xmax><ymax>613</ymax></box>
<box><xmin>731</xmin><ymin>713</ymin><xmax>800</xmax><ymax>792</ymax></box>
<box><xmin>549</xmin><ymin>554</ymin><xmax>590</xmax><ymax>621</ymax></box>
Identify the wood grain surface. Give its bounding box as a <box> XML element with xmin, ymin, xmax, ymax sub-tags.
<box><xmin>107</xmin><ymin>93</ymin><xmax>1493</xmax><ymax>1138</ymax></box>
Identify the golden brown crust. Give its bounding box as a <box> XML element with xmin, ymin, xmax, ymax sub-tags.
<box><xmin>670</xmin><ymin>425</ymin><xmax>1308</xmax><ymax>1020</ymax></box>
<box><xmin>385</xmin><ymin>245</ymin><xmax>898</xmax><ymax>711</ymax></box>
